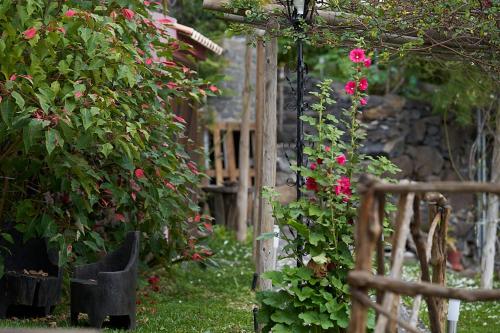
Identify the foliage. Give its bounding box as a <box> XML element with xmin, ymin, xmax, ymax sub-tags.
<box><xmin>0</xmin><ymin>0</ymin><xmax>219</xmax><ymax>275</ymax></box>
<box><xmin>257</xmin><ymin>52</ymin><xmax>399</xmax><ymax>332</ymax></box>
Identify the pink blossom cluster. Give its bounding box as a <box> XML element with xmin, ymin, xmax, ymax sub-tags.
<box><xmin>345</xmin><ymin>48</ymin><xmax>371</xmax><ymax>106</ymax></box>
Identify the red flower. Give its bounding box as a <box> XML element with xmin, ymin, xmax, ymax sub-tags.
<box><xmin>135</xmin><ymin>168</ymin><xmax>145</xmax><ymax>179</ymax></box>
<box><xmin>148</xmin><ymin>275</ymin><xmax>160</xmax><ymax>285</ymax></box>
<box><xmin>209</xmin><ymin>85</ymin><xmax>219</xmax><ymax>93</ymax></box>
<box><xmin>203</xmin><ymin>222</ymin><xmax>213</xmax><ymax>232</ymax></box>
<box><xmin>115</xmin><ymin>213</ymin><xmax>126</xmax><ymax>222</ymax></box>
<box><xmin>145</xmin><ymin>58</ymin><xmax>153</xmax><ymax>65</ymax></box>
<box><xmin>363</xmin><ymin>57</ymin><xmax>372</xmax><ymax>68</ymax></box>
<box><xmin>122</xmin><ymin>8</ymin><xmax>135</xmax><ymax>21</ymax></box>
<box><xmin>23</xmin><ymin>27</ymin><xmax>37</xmax><ymax>40</ymax></box>
<box><xmin>310</xmin><ymin>162</ymin><xmax>317</xmax><ymax>170</ymax></box>
<box><xmin>334</xmin><ymin>176</ymin><xmax>352</xmax><ymax>201</ymax></box>
<box><xmin>344</xmin><ymin>81</ymin><xmax>356</xmax><ymax>95</ymax></box>
<box><xmin>349</xmin><ymin>48</ymin><xmax>365</xmax><ymax>63</ymax></box>
<box><xmin>173</xmin><ymin>115</ymin><xmax>186</xmax><ymax>123</ymax></box>
<box><xmin>187</xmin><ymin>161</ymin><xmax>199</xmax><ymax>174</ymax></box>
<box><xmin>194</xmin><ymin>214</ymin><xmax>201</xmax><ymax>222</ymax></box>
<box><xmin>305</xmin><ymin>177</ymin><xmax>319</xmax><ymax>192</ymax></box>
<box><xmin>191</xmin><ymin>253</ymin><xmax>202</xmax><ymax>261</ymax></box>
<box><xmin>65</xmin><ymin>9</ymin><xmax>76</xmax><ymax>17</ymax></box>
<box><xmin>324</xmin><ymin>146</ymin><xmax>331</xmax><ymax>153</ymax></box>
<box><xmin>166</xmin><ymin>81</ymin><xmax>178</xmax><ymax>90</ymax></box>
<box><xmin>358</xmin><ymin>78</ymin><xmax>368</xmax><ymax>91</ymax></box>
<box><xmin>360</xmin><ymin>98</ymin><xmax>367</xmax><ymax>106</ymax></box>
<box><xmin>163</xmin><ymin>180</ymin><xmax>176</xmax><ymax>190</ymax></box>
<box><xmin>316</xmin><ymin>158</ymin><xmax>323</xmax><ymax>165</ymax></box>
<box><xmin>335</xmin><ymin>154</ymin><xmax>347</xmax><ymax>165</ymax></box>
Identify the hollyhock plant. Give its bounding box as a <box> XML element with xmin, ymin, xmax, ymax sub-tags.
<box><xmin>65</xmin><ymin>9</ymin><xmax>76</xmax><ymax>17</ymax></box>
<box><xmin>122</xmin><ymin>8</ymin><xmax>135</xmax><ymax>20</ymax></box>
<box><xmin>258</xmin><ymin>57</ymin><xmax>399</xmax><ymax>330</ymax></box>
<box><xmin>360</xmin><ymin>97</ymin><xmax>368</xmax><ymax>106</ymax></box>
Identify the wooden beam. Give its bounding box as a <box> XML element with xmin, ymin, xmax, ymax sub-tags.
<box><xmin>256</xmin><ymin>28</ymin><xmax>278</xmax><ymax>291</ymax></box>
<box><xmin>236</xmin><ymin>38</ymin><xmax>252</xmax><ymax>242</ymax></box>
<box><xmin>348</xmin><ymin>271</ymin><xmax>500</xmax><ymax>302</ymax></box>
<box><xmin>373</xmin><ymin>181</ymin><xmax>500</xmax><ymax>195</ymax></box>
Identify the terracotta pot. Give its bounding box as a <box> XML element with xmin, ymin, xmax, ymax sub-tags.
<box><xmin>447</xmin><ymin>249</ymin><xmax>464</xmax><ymax>271</ymax></box>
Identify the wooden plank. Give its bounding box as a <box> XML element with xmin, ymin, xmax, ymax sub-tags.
<box><xmin>257</xmin><ymin>30</ymin><xmax>278</xmax><ymax>291</ymax></box>
<box><xmin>212</xmin><ymin>125</ymin><xmax>223</xmax><ymax>186</ymax></box>
<box><xmin>375</xmin><ymin>191</ymin><xmax>415</xmax><ymax>333</ymax></box>
<box><xmin>376</xmin><ymin>193</ymin><xmax>386</xmax><ymax>307</ymax></box>
<box><xmin>373</xmin><ymin>181</ymin><xmax>500</xmax><ymax>194</ymax></box>
<box><xmin>225</xmin><ymin>127</ymin><xmax>237</xmax><ymax>182</ymax></box>
<box><xmin>236</xmin><ymin>38</ymin><xmax>252</xmax><ymax>242</ymax></box>
<box><xmin>348</xmin><ymin>271</ymin><xmax>500</xmax><ymax>302</ymax></box>
<box><xmin>252</xmin><ymin>35</ymin><xmax>265</xmax><ymax>263</ymax></box>
<box><xmin>432</xmin><ymin>206</ymin><xmax>450</xmax><ymax>333</ymax></box>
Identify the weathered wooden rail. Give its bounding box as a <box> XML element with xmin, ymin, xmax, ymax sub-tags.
<box><xmin>348</xmin><ymin>175</ymin><xmax>500</xmax><ymax>333</ymax></box>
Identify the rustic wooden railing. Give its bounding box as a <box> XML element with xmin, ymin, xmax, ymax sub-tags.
<box><xmin>348</xmin><ymin>175</ymin><xmax>500</xmax><ymax>333</ymax></box>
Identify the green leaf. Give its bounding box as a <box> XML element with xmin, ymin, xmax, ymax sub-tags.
<box><xmin>271</xmin><ymin>310</ymin><xmax>296</xmax><ymax>325</ymax></box>
<box><xmin>311</xmin><ymin>253</ymin><xmax>328</xmax><ymax>264</ymax></box>
<box><xmin>45</xmin><ymin>128</ymin><xmax>63</xmax><ymax>155</ymax></box>
<box><xmin>0</xmin><ymin>98</ymin><xmax>14</xmax><ymax>126</ymax></box>
<box><xmin>11</xmin><ymin>91</ymin><xmax>25</xmax><ymax>109</ymax></box>
<box><xmin>1</xmin><ymin>233</ymin><xmax>13</xmax><ymax>244</ymax></box>
<box><xmin>100</xmin><ymin>143</ymin><xmax>113</xmax><ymax>157</ymax></box>
<box><xmin>81</xmin><ymin>108</ymin><xmax>93</xmax><ymax>130</ymax></box>
<box><xmin>309</xmin><ymin>232</ymin><xmax>325</xmax><ymax>246</ymax></box>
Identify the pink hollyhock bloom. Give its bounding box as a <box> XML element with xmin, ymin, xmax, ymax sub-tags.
<box><xmin>344</xmin><ymin>81</ymin><xmax>356</xmax><ymax>95</ymax></box>
<box><xmin>115</xmin><ymin>213</ymin><xmax>126</xmax><ymax>222</ymax></box>
<box><xmin>334</xmin><ymin>176</ymin><xmax>352</xmax><ymax>200</ymax></box>
<box><xmin>336</xmin><ymin>154</ymin><xmax>347</xmax><ymax>165</ymax></box>
<box><xmin>163</xmin><ymin>180</ymin><xmax>176</xmax><ymax>190</ymax></box>
<box><xmin>166</xmin><ymin>81</ymin><xmax>178</xmax><ymax>90</ymax></box>
<box><xmin>23</xmin><ymin>27</ymin><xmax>37</xmax><ymax>39</ymax></box>
<box><xmin>358</xmin><ymin>77</ymin><xmax>368</xmax><ymax>91</ymax></box>
<box><xmin>163</xmin><ymin>61</ymin><xmax>176</xmax><ymax>67</ymax></box>
<box><xmin>194</xmin><ymin>214</ymin><xmax>201</xmax><ymax>223</ymax></box>
<box><xmin>134</xmin><ymin>168</ymin><xmax>145</xmax><ymax>178</ymax></box>
<box><xmin>349</xmin><ymin>48</ymin><xmax>365</xmax><ymax>63</ymax></box>
<box><xmin>363</xmin><ymin>57</ymin><xmax>372</xmax><ymax>68</ymax></box>
<box><xmin>360</xmin><ymin>98</ymin><xmax>367</xmax><ymax>106</ymax></box>
<box><xmin>57</xmin><ymin>27</ymin><xmax>65</xmax><ymax>33</ymax></box>
<box><xmin>191</xmin><ymin>253</ymin><xmax>202</xmax><ymax>261</ymax></box>
<box><xmin>173</xmin><ymin>115</ymin><xmax>186</xmax><ymax>123</ymax></box>
<box><xmin>209</xmin><ymin>85</ymin><xmax>219</xmax><ymax>93</ymax></box>
<box><xmin>305</xmin><ymin>177</ymin><xmax>319</xmax><ymax>192</ymax></box>
<box><xmin>145</xmin><ymin>58</ymin><xmax>153</xmax><ymax>65</ymax></box>
<box><xmin>131</xmin><ymin>192</ymin><xmax>137</xmax><ymax>201</ymax></box>
<box><xmin>121</xmin><ymin>8</ymin><xmax>135</xmax><ymax>21</ymax></box>
<box><xmin>9</xmin><ymin>74</ymin><xmax>17</xmax><ymax>81</ymax></box>
<box><xmin>325</xmin><ymin>146</ymin><xmax>331</xmax><ymax>152</ymax></box>
<box><xmin>203</xmin><ymin>222</ymin><xmax>213</xmax><ymax>232</ymax></box>
<box><xmin>188</xmin><ymin>161</ymin><xmax>199</xmax><ymax>174</ymax></box>
<box><xmin>158</xmin><ymin>18</ymin><xmax>174</xmax><ymax>24</ymax></box>
<box><xmin>74</xmin><ymin>91</ymin><xmax>83</xmax><ymax>99</ymax></box>
<box><xmin>310</xmin><ymin>162</ymin><xmax>317</xmax><ymax>170</ymax></box>
<box><xmin>65</xmin><ymin>9</ymin><xmax>76</xmax><ymax>17</ymax></box>
<box><xmin>144</xmin><ymin>1</ymin><xmax>151</xmax><ymax>5</ymax></box>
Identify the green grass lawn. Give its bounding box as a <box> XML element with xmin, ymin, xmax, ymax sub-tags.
<box><xmin>402</xmin><ymin>264</ymin><xmax>500</xmax><ymax>333</ymax></box>
<box><xmin>0</xmin><ymin>227</ymin><xmax>255</xmax><ymax>332</ymax></box>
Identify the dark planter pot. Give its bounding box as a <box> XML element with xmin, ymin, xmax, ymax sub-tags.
<box><xmin>70</xmin><ymin>231</ymin><xmax>139</xmax><ymax>330</ymax></box>
<box><xmin>0</xmin><ymin>230</ymin><xmax>63</xmax><ymax>319</ymax></box>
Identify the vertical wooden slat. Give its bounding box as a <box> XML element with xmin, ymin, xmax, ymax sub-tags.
<box><xmin>374</xmin><ymin>191</ymin><xmax>415</xmax><ymax>333</ymax></box>
<box><xmin>213</xmin><ymin>125</ymin><xmax>223</xmax><ymax>186</ymax></box>
<box><xmin>236</xmin><ymin>38</ymin><xmax>252</xmax><ymax>242</ymax></box>
<box><xmin>256</xmin><ymin>30</ymin><xmax>278</xmax><ymax>291</ymax></box>
<box><xmin>225</xmin><ymin>128</ymin><xmax>237</xmax><ymax>182</ymax></box>
<box><xmin>252</xmin><ymin>34</ymin><xmax>265</xmax><ymax>263</ymax></box>
<box><xmin>376</xmin><ymin>193</ymin><xmax>386</xmax><ymax>307</ymax></box>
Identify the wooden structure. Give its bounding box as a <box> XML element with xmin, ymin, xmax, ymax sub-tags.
<box><xmin>348</xmin><ymin>175</ymin><xmax>500</xmax><ymax>333</ymax></box>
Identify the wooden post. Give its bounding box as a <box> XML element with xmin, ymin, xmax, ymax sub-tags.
<box><xmin>256</xmin><ymin>29</ymin><xmax>278</xmax><ymax>290</ymax></box>
<box><xmin>236</xmin><ymin>38</ymin><xmax>253</xmax><ymax>242</ymax></box>
<box><xmin>481</xmin><ymin>104</ymin><xmax>500</xmax><ymax>289</ymax></box>
<box><xmin>252</xmin><ymin>34</ymin><xmax>265</xmax><ymax>262</ymax></box>
<box><xmin>348</xmin><ymin>178</ymin><xmax>380</xmax><ymax>333</ymax></box>
<box><xmin>374</xmin><ymin>191</ymin><xmax>415</xmax><ymax>333</ymax></box>
<box><xmin>376</xmin><ymin>193</ymin><xmax>386</xmax><ymax>307</ymax></box>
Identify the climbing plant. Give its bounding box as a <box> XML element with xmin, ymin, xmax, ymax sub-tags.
<box><xmin>0</xmin><ymin>0</ymin><xmax>218</xmax><ymax>276</ymax></box>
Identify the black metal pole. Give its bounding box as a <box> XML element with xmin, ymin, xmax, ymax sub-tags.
<box><xmin>296</xmin><ymin>36</ymin><xmax>304</xmax><ymax>201</ymax></box>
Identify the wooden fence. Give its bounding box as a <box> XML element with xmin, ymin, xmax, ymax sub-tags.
<box><xmin>348</xmin><ymin>175</ymin><xmax>500</xmax><ymax>333</ymax></box>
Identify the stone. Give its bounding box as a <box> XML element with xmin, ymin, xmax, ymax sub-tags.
<box><xmin>362</xmin><ymin>94</ymin><xmax>406</xmax><ymax>121</ymax></box>
<box><xmin>407</xmin><ymin>119</ymin><xmax>427</xmax><ymax>144</ymax></box>
<box><xmin>413</xmin><ymin>146</ymin><xmax>444</xmax><ymax>179</ymax></box>
<box><xmin>383</xmin><ymin>137</ymin><xmax>405</xmax><ymax>156</ymax></box>
<box><xmin>392</xmin><ymin>155</ymin><xmax>413</xmax><ymax>179</ymax></box>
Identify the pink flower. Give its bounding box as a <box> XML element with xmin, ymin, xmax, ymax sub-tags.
<box><xmin>145</xmin><ymin>58</ymin><xmax>153</xmax><ymax>65</ymax></box>
<box><xmin>360</xmin><ymin>98</ymin><xmax>367</xmax><ymax>106</ymax></box>
<box><xmin>74</xmin><ymin>91</ymin><xmax>83</xmax><ymax>99</ymax></box>
<box><xmin>144</xmin><ymin>1</ymin><xmax>151</xmax><ymax>5</ymax></box>
<box><xmin>163</xmin><ymin>180</ymin><xmax>176</xmax><ymax>190</ymax></box>
<box><xmin>358</xmin><ymin>78</ymin><xmax>368</xmax><ymax>91</ymax></box>
<box><xmin>131</xmin><ymin>192</ymin><xmax>137</xmax><ymax>201</ymax></box>
<box><xmin>209</xmin><ymin>85</ymin><xmax>219</xmax><ymax>93</ymax></box>
<box><xmin>203</xmin><ymin>222</ymin><xmax>213</xmax><ymax>232</ymax></box>
<box><xmin>363</xmin><ymin>57</ymin><xmax>372</xmax><ymax>68</ymax></box>
<box><xmin>166</xmin><ymin>81</ymin><xmax>178</xmax><ymax>90</ymax></box>
<box><xmin>344</xmin><ymin>81</ymin><xmax>356</xmax><ymax>95</ymax></box>
<box><xmin>173</xmin><ymin>115</ymin><xmax>186</xmax><ymax>123</ymax></box>
<box><xmin>134</xmin><ymin>168</ymin><xmax>145</xmax><ymax>179</ymax></box>
<box><xmin>310</xmin><ymin>162</ymin><xmax>317</xmax><ymax>170</ymax></box>
<box><xmin>349</xmin><ymin>48</ymin><xmax>365</xmax><ymax>63</ymax></box>
<box><xmin>163</xmin><ymin>61</ymin><xmax>176</xmax><ymax>68</ymax></box>
<box><xmin>23</xmin><ymin>27</ymin><xmax>37</xmax><ymax>40</ymax></box>
<box><xmin>65</xmin><ymin>9</ymin><xmax>76</xmax><ymax>17</ymax></box>
<box><xmin>324</xmin><ymin>146</ymin><xmax>331</xmax><ymax>153</ymax></box>
<box><xmin>305</xmin><ymin>177</ymin><xmax>319</xmax><ymax>192</ymax></box>
<box><xmin>121</xmin><ymin>8</ymin><xmax>135</xmax><ymax>21</ymax></box>
<box><xmin>191</xmin><ymin>253</ymin><xmax>202</xmax><ymax>261</ymax></box>
<box><xmin>334</xmin><ymin>176</ymin><xmax>352</xmax><ymax>201</ymax></box>
<box><xmin>158</xmin><ymin>18</ymin><xmax>174</xmax><ymax>24</ymax></box>
<box><xmin>115</xmin><ymin>213</ymin><xmax>126</xmax><ymax>222</ymax></box>
<box><xmin>9</xmin><ymin>74</ymin><xmax>17</xmax><ymax>81</ymax></box>
<box><xmin>194</xmin><ymin>214</ymin><xmax>201</xmax><ymax>223</ymax></box>
<box><xmin>336</xmin><ymin>154</ymin><xmax>347</xmax><ymax>165</ymax></box>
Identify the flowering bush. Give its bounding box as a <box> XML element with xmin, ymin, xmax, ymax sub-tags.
<box><xmin>257</xmin><ymin>50</ymin><xmax>399</xmax><ymax>332</ymax></box>
<box><xmin>0</xmin><ymin>0</ymin><xmax>218</xmax><ymax>275</ymax></box>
